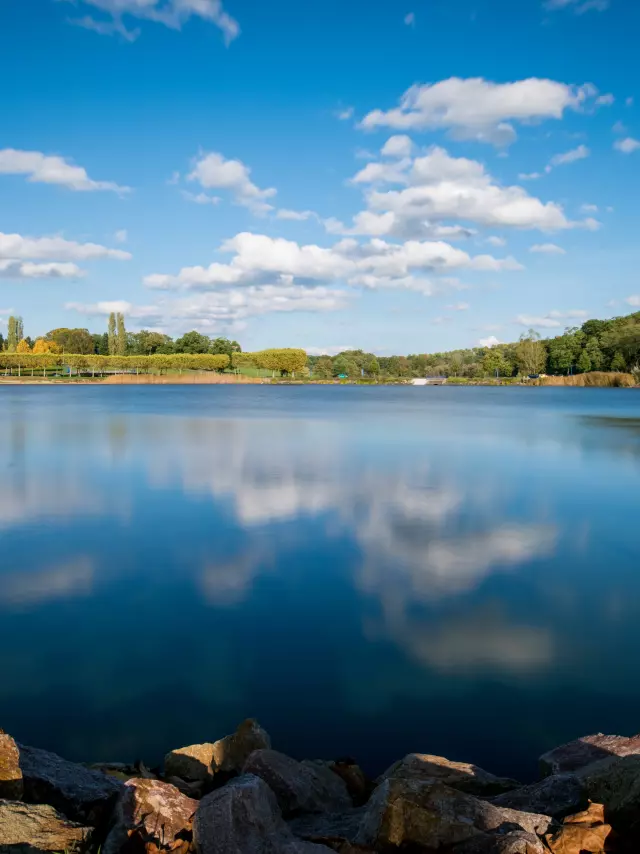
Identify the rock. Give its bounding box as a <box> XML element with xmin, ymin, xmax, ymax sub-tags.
<box><xmin>540</xmin><ymin>732</ymin><xmax>640</xmax><ymax>776</ymax></box>
<box><xmin>0</xmin><ymin>799</ymin><xmax>93</xmax><ymax>853</ymax></box>
<box><xmin>288</xmin><ymin>808</ymin><xmax>366</xmax><ymax>848</ymax></box>
<box><xmin>543</xmin><ymin>801</ymin><xmax>611</xmax><ymax>853</ymax></box>
<box><xmin>355</xmin><ymin>777</ymin><xmax>551</xmax><ymax>850</ymax></box>
<box><xmin>193</xmin><ymin>773</ymin><xmax>332</xmax><ymax>853</ymax></box>
<box><xmin>165</xmin><ymin>719</ymin><xmax>270</xmax><ymax>785</ymax></box>
<box><xmin>165</xmin><ymin>775</ymin><xmax>205</xmax><ymax>799</ymax></box>
<box><xmin>0</xmin><ymin>734</ymin><xmax>23</xmax><ymax>800</ymax></box>
<box><xmin>242</xmin><ymin>750</ymin><xmax>351</xmax><ymax>817</ymax></box>
<box><xmin>453</xmin><ymin>830</ymin><xmax>547</xmax><ymax>853</ymax></box>
<box><xmin>489</xmin><ymin>774</ymin><xmax>587</xmax><ymax>820</ymax></box>
<box><xmin>581</xmin><ymin>754</ymin><xmax>640</xmax><ymax>837</ymax></box>
<box><xmin>18</xmin><ymin>743</ymin><xmax>123</xmax><ymax>824</ymax></box>
<box><xmin>327</xmin><ymin>761</ymin><xmax>370</xmax><ymax>806</ymax></box>
<box><xmin>382</xmin><ymin>752</ymin><xmax>520</xmax><ymax>796</ymax></box>
<box><xmin>103</xmin><ymin>777</ymin><xmax>198</xmax><ymax>854</ymax></box>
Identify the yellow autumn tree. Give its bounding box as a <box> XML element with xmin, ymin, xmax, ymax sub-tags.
<box><xmin>16</xmin><ymin>339</ymin><xmax>32</xmax><ymax>354</ymax></box>
<box><xmin>32</xmin><ymin>338</ymin><xmax>62</xmax><ymax>355</ymax></box>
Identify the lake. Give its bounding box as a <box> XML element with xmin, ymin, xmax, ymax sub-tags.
<box><xmin>1</xmin><ymin>385</ymin><xmax>639</xmax><ymax>780</ymax></box>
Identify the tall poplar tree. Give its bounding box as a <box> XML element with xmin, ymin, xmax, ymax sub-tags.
<box><xmin>116</xmin><ymin>312</ymin><xmax>127</xmax><ymax>356</ymax></box>
<box><xmin>108</xmin><ymin>313</ymin><xmax>117</xmax><ymax>355</ymax></box>
<box><xmin>7</xmin><ymin>316</ymin><xmax>23</xmax><ymax>352</ymax></box>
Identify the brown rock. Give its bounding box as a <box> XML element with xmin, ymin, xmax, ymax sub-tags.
<box><xmin>454</xmin><ymin>830</ymin><xmax>547</xmax><ymax>853</ymax></box>
<box><xmin>0</xmin><ymin>799</ymin><xmax>93</xmax><ymax>853</ymax></box>
<box><xmin>193</xmin><ymin>773</ymin><xmax>332</xmax><ymax>853</ymax></box>
<box><xmin>355</xmin><ymin>777</ymin><xmax>551</xmax><ymax>850</ymax></box>
<box><xmin>540</xmin><ymin>733</ymin><xmax>640</xmax><ymax>776</ymax></box>
<box><xmin>382</xmin><ymin>752</ymin><xmax>520</xmax><ymax>796</ymax></box>
<box><xmin>543</xmin><ymin>801</ymin><xmax>611</xmax><ymax>853</ymax></box>
<box><xmin>242</xmin><ymin>750</ymin><xmax>351</xmax><ymax>817</ymax></box>
<box><xmin>0</xmin><ymin>734</ymin><xmax>23</xmax><ymax>800</ymax></box>
<box><xmin>327</xmin><ymin>762</ymin><xmax>370</xmax><ymax>806</ymax></box>
<box><xmin>18</xmin><ymin>743</ymin><xmax>123</xmax><ymax>824</ymax></box>
<box><xmin>165</xmin><ymin>719</ymin><xmax>270</xmax><ymax>784</ymax></box>
<box><xmin>489</xmin><ymin>774</ymin><xmax>587</xmax><ymax>820</ymax></box>
<box><xmin>581</xmin><ymin>754</ymin><xmax>640</xmax><ymax>837</ymax></box>
<box><xmin>103</xmin><ymin>778</ymin><xmax>198</xmax><ymax>854</ymax></box>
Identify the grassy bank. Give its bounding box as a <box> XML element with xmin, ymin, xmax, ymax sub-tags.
<box><xmin>538</xmin><ymin>371</ymin><xmax>636</xmax><ymax>388</ymax></box>
<box><xmin>102</xmin><ymin>372</ymin><xmax>265</xmax><ymax>385</ymax></box>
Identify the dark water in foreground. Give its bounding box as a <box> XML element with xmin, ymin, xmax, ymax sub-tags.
<box><xmin>1</xmin><ymin>385</ymin><xmax>639</xmax><ymax>780</ymax></box>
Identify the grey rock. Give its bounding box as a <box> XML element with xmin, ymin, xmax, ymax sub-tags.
<box><xmin>193</xmin><ymin>774</ymin><xmax>332</xmax><ymax>853</ymax></box>
<box><xmin>0</xmin><ymin>734</ymin><xmax>23</xmax><ymax>800</ymax></box>
<box><xmin>489</xmin><ymin>773</ymin><xmax>587</xmax><ymax>819</ymax></box>
<box><xmin>0</xmin><ymin>799</ymin><xmax>93</xmax><ymax>853</ymax></box>
<box><xmin>454</xmin><ymin>830</ymin><xmax>547</xmax><ymax>853</ymax></box>
<box><xmin>288</xmin><ymin>808</ymin><xmax>366</xmax><ymax>846</ymax></box>
<box><xmin>243</xmin><ymin>750</ymin><xmax>351</xmax><ymax>817</ymax></box>
<box><xmin>165</xmin><ymin>719</ymin><xmax>271</xmax><ymax>784</ymax></box>
<box><xmin>18</xmin><ymin>743</ymin><xmax>123</xmax><ymax>824</ymax></box>
<box><xmin>355</xmin><ymin>777</ymin><xmax>551</xmax><ymax>850</ymax></box>
<box><xmin>540</xmin><ymin>732</ymin><xmax>640</xmax><ymax>776</ymax></box>
<box><xmin>581</xmin><ymin>754</ymin><xmax>640</xmax><ymax>836</ymax></box>
<box><xmin>383</xmin><ymin>752</ymin><xmax>520</xmax><ymax>796</ymax></box>
<box><xmin>103</xmin><ymin>777</ymin><xmax>198</xmax><ymax>854</ymax></box>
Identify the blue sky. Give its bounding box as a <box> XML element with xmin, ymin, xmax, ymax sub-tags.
<box><xmin>1</xmin><ymin>0</ymin><xmax>639</xmax><ymax>354</ymax></box>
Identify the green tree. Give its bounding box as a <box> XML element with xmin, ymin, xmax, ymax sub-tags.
<box><xmin>364</xmin><ymin>356</ymin><xmax>380</xmax><ymax>376</ymax></box>
<box><xmin>0</xmin><ymin>332</ymin><xmax>4</xmax><ymax>351</ymax></box>
<box><xmin>577</xmin><ymin>349</ymin><xmax>592</xmax><ymax>374</ymax></box>
<box><xmin>108</xmin><ymin>313</ymin><xmax>117</xmax><ymax>355</ymax></box>
<box><xmin>611</xmin><ymin>351</ymin><xmax>627</xmax><ymax>372</ymax></box>
<box><xmin>46</xmin><ymin>327</ymin><xmax>95</xmax><ymax>354</ymax></box>
<box><xmin>313</xmin><ymin>356</ymin><xmax>334</xmax><ymax>379</ymax></box>
<box><xmin>516</xmin><ymin>330</ymin><xmax>547</xmax><ymax>376</ymax></box>
<box><xmin>210</xmin><ymin>337</ymin><xmax>241</xmax><ymax>357</ymax></box>
<box><xmin>116</xmin><ymin>313</ymin><xmax>127</xmax><ymax>356</ymax></box>
<box><xmin>174</xmin><ymin>330</ymin><xmax>211</xmax><ymax>354</ymax></box>
<box><xmin>482</xmin><ymin>348</ymin><xmax>511</xmax><ymax>377</ymax></box>
<box><xmin>7</xmin><ymin>316</ymin><xmax>23</xmax><ymax>352</ymax></box>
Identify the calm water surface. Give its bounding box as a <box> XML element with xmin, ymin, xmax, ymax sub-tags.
<box><xmin>1</xmin><ymin>385</ymin><xmax>639</xmax><ymax>779</ymax></box>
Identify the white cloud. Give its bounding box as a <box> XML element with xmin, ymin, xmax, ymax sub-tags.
<box><xmin>544</xmin><ymin>0</ymin><xmax>610</xmax><ymax>12</ymax></box>
<box><xmin>0</xmin><ymin>232</ymin><xmax>131</xmax><ymax>262</ymax></box>
<box><xmin>336</xmin><ymin>106</ymin><xmax>355</xmax><ymax>121</ymax></box>
<box><xmin>404</xmin><ymin>11</ymin><xmax>416</xmax><ymax>26</ymax></box>
<box><xmin>0</xmin><ymin>260</ymin><xmax>84</xmax><ymax>280</ymax></box>
<box><xmin>181</xmin><ymin>190</ymin><xmax>222</xmax><ymax>205</ymax></box>
<box><xmin>479</xmin><ymin>335</ymin><xmax>501</xmax><ymax>347</ymax></box>
<box><xmin>359</xmin><ymin>77</ymin><xmax>601</xmax><ymax>146</ymax></box>
<box><xmin>381</xmin><ymin>135</ymin><xmax>414</xmax><ymax>158</ymax></box>
<box><xmin>444</xmin><ymin>302</ymin><xmax>470</xmax><ymax>311</ymax></box>
<box><xmin>342</xmin><ymin>146</ymin><xmax>596</xmax><ymax>237</ymax></box>
<box><xmin>614</xmin><ymin>137</ymin><xmax>640</xmax><ymax>154</ymax></box>
<box><xmin>486</xmin><ymin>236</ymin><xmax>506</xmax><ymax>246</ymax></box>
<box><xmin>306</xmin><ymin>345</ymin><xmax>355</xmax><ymax>356</ymax></box>
<box><xmin>548</xmin><ymin>144</ymin><xmax>590</xmax><ymax>169</ymax></box>
<box><xmin>61</xmin><ymin>0</ymin><xmax>240</xmax><ymax>44</ymax></box>
<box><xmin>595</xmin><ymin>94</ymin><xmax>615</xmax><ymax>106</ymax></box>
<box><xmin>625</xmin><ymin>295</ymin><xmax>640</xmax><ymax>307</ymax></box>
<box><xmin>0</xmin><ymin>148</ymin><xmax>129</xmax><ymax>194</ymax></box>
<box><xmin>548</xmin><ymin>309</ymin><xmax>588</xmax><ymax>318</ymax></box>
<box><xmin>612</xmin><ymin>121</ymin><xmax>627</xmax><ymax>134</ymax></box>
<box><xmin>580</xmin><ymin>203</ymin><xmax>598</xmax><ymax>213</ymax></box>
<box><xmin>530</xmin><ymin>243</ymin><xmax>566</xmax><ymax>254</ymax></box>
<box><xmin>114</xmin><ymin>229</ymin><xmax>128</xmax><ymax>243</ymax></box>
<box><xmin>143</xmin><ymin>230</ymin><xmax>521</xmax><ymax>295</ymax></box>
<box><xmin>276</xmin><ymin>209</ymin><xmax>316</xmax><ymax>221</ymax></box>
<box><xmin>515</xmin><ymin>314</ymin><xmax>562</xmax><ymax>328</ymax></box>
<box><xmin>187</xmin><ymin>152</ymin><xmax>276</xmax><ymax>215</ymax></box>
<box><xmin>518</xmin><ymin>172</ymin><xmax>542</xmax><ymax>181</ymax></box>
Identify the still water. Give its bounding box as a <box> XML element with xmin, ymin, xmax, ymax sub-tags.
<box><xmin>1</xmin><ymin>385</ymin><xmax>639</xmax><ymax>780</ymax></box>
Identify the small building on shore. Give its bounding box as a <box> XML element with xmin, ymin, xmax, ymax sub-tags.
<box><xmin>411</xmin><ymin>377</ymin><xmax>448</xmax><ymax>386</ymax></box>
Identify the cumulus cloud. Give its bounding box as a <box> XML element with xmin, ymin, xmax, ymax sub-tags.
<box><xmin>518</xmin><ymin>172</ymin><xmax>542</xmax><ymax>181</ymax></box>
<box><xmin>339</xmin><ymin>146</ymin><xmax>596</xmax><ymax>238</ymax></box>
<box><xmin>306</xmin><ymin>345</ymin><xmax>356</xmax><ymax>356</ymax></box>
<box><xmin>625</xmin><ymin>295</ymin><xmax>640</xmax><ymax>307</ymax></box>
<box><xmin>530</xmin><ymin>243</ymin><xmax>566</xmax><ymax>254</ymax></box>
<box><xmin>486</xmin><ymin>236</ymin><xmax>507</xmax><ymax>247</ymax></box>
<box><xmin>547</xmin><ymin>144</ymin><xmax>590</xmax><ymax>169</ymax></box>
<box><xmin>515</xmin><ymin>309</ymin><xmax>586</xmax><ymax>328</ymax></box>
<box><xmin>580</xmin><ymin>203</ymin><xmax>598</xmax><ymax>213</ymax></box>
<box><xmin>60</xmin><ymin>0</ymin><xmax>240</xmax><ymax>44</ymax></box>
<box><xmin>479</xmin><ymin>335</ymin><xmax>501</xmax><ymax>347</ymax></box>
<box><xmin>0</xmin><ymin>148</ymin><xmax>129</xmax><ymax>193</ymax></box>
<box><xmin>336</xmin><ymin>106</ymin><xmax>355</xmax><ymax>121</ymax></box>
<box><xmin>548</xmin><ymin>309</ymin><xmax>588</xmax><ymax>318</ymax></box>
<box><xmin>182</xmin><ymin>190</ymin><xmax>222</xmax><ymax>205</ymax></box>
<box><xmin>0</xmin><ymin>260</ymin><xmax>85</xmax><ymax>280</ymax></box>
<box><xmin>381</xmin><ymin>135</ymin><xmax>415</xmax><ymax>158</ymax></box>
<box><xmin>276</xmin><ymin>209</ymin><xmax>316</xmax><ymax>221</ymax></box>
<box><xmin>187</xmin><ymin>152</ymin><xmax>276</xmax><ymax>215</ymax></box>
<box><xmin>359</xmin><ymin>77</ymin><xmax>601</xmax><ymax>146</ymax></box>
<box><xmin>142</xmin><ymin>230</ymin><xmax>521</xmax><ymax>296</ymax></box>
<box><xmin>0</xmin><ymin>232</ymin><xmax>131</xmax><ymax>262</ymax></box>
<box><xmin>614</xmin><ymin>137</ymin><xmax>640</xmax><ymax>154</ymax></box>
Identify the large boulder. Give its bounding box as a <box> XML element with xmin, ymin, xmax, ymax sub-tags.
<box><xmin>0</xmin><ymin>799</ymin><xmax>93</xmax><ymax>853</ymax></box>
<box><xmin>242</xmin><ymin>750</ymin><xmax>351</xmax><ymax>817</ymax></box>
<box><xmin>489</xmin><ymin>774</ymin><xmax>587</xmax><ymax>820</ymax></box>
<box><xmin>543</xmin><ymin>801</ymin><xmax>611</xmax><ymax>854</ymax></box>
<box><xmin>540</xmin><ymin>733</ymin><xmax>640</xmax><ymax>776</ymax></box>
<box><xmin>355</xmin><ymin>777</ymin><xmax>551</xmax><ymax>850</ymax></box>
<box><xmin>580</xmin><ymin>754</ymin><xmax>640</xmax><ymax>838</ymax></box>
<box><xmin>382</xmin><ymin>753</ymin><xmax>520</xmax><ymax>796</ymax></box>
<box><xmin>103</xmin><ymin>778</ymin><xmax>198</xmax><ymax>854</ymax></box>
<box><xmin>288</xmin><ymin>808</ymin><xmax>366</xmax><ymax>848</ymax></box>
<box><xmin>453</xmin><ymin>831</ymin><xmax>547</xmax><ymax>853</ymax></box>
<box><xmin>0</xmin><ymin>734</ymin><xmax>23</xmax><ymax>800</ymax></box>
<box><xmin>165</xmin><ymin>719</ymin><xmax>270</xmax><ymax>785</ymax></box>
<box><xmin>193</xmin><ymin>773</ymin><xmax>332</xmax><ymax>853</ymax></box>
<box><xmin>18</xmin><ymin>743</ymin><xmax>123</xmax><ymax>824</ymax></box>
<box><xmin>326</xmin><ymin>760</ymin><xmax>370</xmax><ymax>806</ymax></box>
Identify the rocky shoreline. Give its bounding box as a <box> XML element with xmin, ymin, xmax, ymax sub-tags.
<box><xmin>2</xmin><ymin>722</ymin><xmax>639</xmax><ymax>853</ymax></box>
